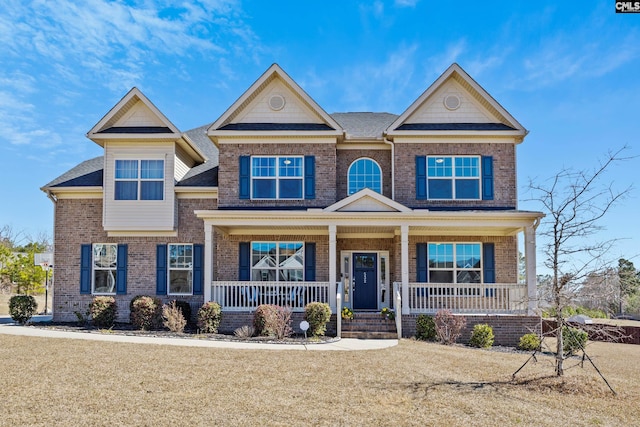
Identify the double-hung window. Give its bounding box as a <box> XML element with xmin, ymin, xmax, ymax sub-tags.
<box><xmin>427</xmin><ymin>156</ymin><xmax>480</xmax><ymax>199</ymax></box>
<box><xmin>93</xmin><ymin>243</ymin><xmax>117</xmax><ymax>294</ymax></box>
<box><xmin>115</xmin><ymin>159</ymin><xmax>164</xmax><ymax>200</ymax></box>
<box><xmin>251</xmin><ymin>156</ymin><xmax>303</xmax><ymax>199</ymax></box>
<box><xmin>168</xmin><ymin>244</ymin><xmax>193</xmax><ymax>295</ymax></box>
<box><xmin>428</xmin><ymin>243</ymin><xmax>482</xmax><ymax>284</ymax></box>
<box><xmin>251</xmin><ymin>242</ymin><xmax>304</xmax><ymax>281</ymax></box>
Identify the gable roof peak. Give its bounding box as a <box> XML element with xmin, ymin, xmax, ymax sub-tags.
<box><xmin>386</xmin><ymin>62</ymin><xmax>527</xmax><ymax>140</ymax></box>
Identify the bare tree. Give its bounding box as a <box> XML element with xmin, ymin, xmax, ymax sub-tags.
<box><xmin>528</xmin><ymin>147</ymin><xmax>633</xmax><ymax>376</ymax></box>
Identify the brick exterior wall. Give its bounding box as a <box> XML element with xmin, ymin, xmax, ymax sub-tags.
<box><xmin>52</xmin><ymin>197</ymin><xmax>217</xmax><ymax>322</ymax></box>
<box><xmin>217</xmin><ymin>142</ymin><xmax>337</xmax><ymax>208</ymax></box>
<box><xmin>335</xmin><ymin>149</ymin><xmax>392</xmax><ymax>200</ymax></box>
<box><xmin>394</xmin><ymin>142</ymin><xmax>517</xmax><ymax>208</ymax></box>
<box><xmin>402</xmin><ymin>314</ymin><xmax>541</xmax><ymax>346</ymax></box>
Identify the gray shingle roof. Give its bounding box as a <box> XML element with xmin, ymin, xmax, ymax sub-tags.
<box><xmin>42</xmin><ymin>156</ymin><xmax>104</xmax><ymax>188</ymax></box>
<box><xmin>330</xmin><ymin>112</ymin><xmax>398</xmax><ymax>139</ymax></box>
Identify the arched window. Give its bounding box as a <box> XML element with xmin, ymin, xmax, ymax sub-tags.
<box><xmin>348</xmin><ymin>158</ymin><xmax>382</xmax><ymax>195</ymax></box>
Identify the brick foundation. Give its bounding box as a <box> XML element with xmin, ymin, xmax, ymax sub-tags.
<box><xmin>401</xmin><ymin>314</ymin><xmax>541</xmax><ymax>346</ymax></box>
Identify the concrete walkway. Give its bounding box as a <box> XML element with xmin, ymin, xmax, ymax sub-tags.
<box><xmin>0</xmin><ymin>322</ymin><xmax>398</xmax><ymax>351</ymax></box>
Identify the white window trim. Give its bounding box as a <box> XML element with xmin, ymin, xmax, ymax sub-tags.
<box><xmin>428</xmin><ymin>242</ymin><xmax>483</xmax><ymax>286</ymax></box>
<box><xmin>250</xmin><ymin>155</ymin><xmax>304</xmax><ymax>200</ymax></box>
<box><xmin>251</xmin><ymin>241</ymin><xmax>305</xmax><ymax>281</ymax></box>
<box><xmin>347</xmin><ymin>157</ymin><xmax>383</xmax><ymax>195</ymax></box>
<box><xmin>92</xmin><ymin>243</ymin><xmax>117</xmax><ymax>295</ymax></box>
<box><xmin>168</xmin><ymin>243</ymin><xmax>193</xmax><ymax>296</ymax></box>
<box><xmin>114</xmin><ymin>159</ymin><xmax>165</xmax><ymax>201</ymax></box>
<box><xmin>426</xmin><ymin>155</ymin><xmax>481</xmax><ymax>201</ymax></box>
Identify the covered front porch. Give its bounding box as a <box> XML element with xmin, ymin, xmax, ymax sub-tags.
<box><xmin>196</xmin><ymin>190</ymin><xmax>543</xmax><ymax>326</ymax></box>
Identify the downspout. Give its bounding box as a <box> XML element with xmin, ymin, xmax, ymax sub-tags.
<box><xmin>383</xmin><ymin>136</ymin><xmax>395</xmax><ymax>200</ymax></box>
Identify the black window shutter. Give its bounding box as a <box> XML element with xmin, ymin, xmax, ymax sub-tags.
<box><xmin>239</xmin><ymin>242</ymin><xmax>250</xmax><ymax>281</ymax></box>
<box><xmin>239</xmin><ymin>156</ymin><xmax>250</xmax><ymax>199</ymax></box>
<box><xmin>416</xmin><ymin>243</ymin><xmax>428</xmax><ymax>282</ymax></box>
<box><xmin>482</xmin><ymin>156</ymin><xmax>494</xmax><ymax>200</ymax></box>
<box><xmin>80</xmin><ymin>244</ymin><xmax>92</xmax><ymax>294</ymax></box>
<box><xmin>304</xmin><ymin>156</ymin><xmax>316</xmax><ymax>199</ymax></box>
<box><xmin>305</xmin><ymin>242</ymin><xmax>316</xmax><ymax>281</ymax></box>
<box><xmin>156</xmin><ymin>244</ymin><xmax>167</xmax><ymax>295</ymax></box>
<box><xmin>193</xmin><ymin>244</ymin><xmax>204</xmax><ymax>295</ymax></box>
<box><xmin>116</xmin><ymin>244</ymin><xmax>127</xmax><ymax>295</ymax></box>
<box><xmin>483</xmin><ymin>243</ymin><xmax>496</xmax><ymax>283</ymax></box>
<box><xmin>416</xmin><ymin>156</ymin><xmax>427</xmax><ymax>200</ymax></box>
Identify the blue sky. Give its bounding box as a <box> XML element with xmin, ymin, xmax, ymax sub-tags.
<box><xmin>0</xmin><ymin>0</ymin><xmax>638</xmax><ymax>268</ymax></box>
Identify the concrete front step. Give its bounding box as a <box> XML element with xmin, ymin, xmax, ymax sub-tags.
<box><xmin>341</xmin><ymin>331</ymin><xmax>398</xmax><ymax>339</ymax></box>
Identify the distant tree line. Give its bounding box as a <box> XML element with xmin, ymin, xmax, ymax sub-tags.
<box><xmin>0</xmin><ymin>225</ymin><xmax>51</xmax><ymax>295</ymax></box>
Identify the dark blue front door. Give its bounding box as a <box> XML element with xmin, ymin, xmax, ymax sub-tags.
<box><xmin>353</xmin><ymin>253</ymin><xmax>377</xmax><ymax>310</ymax></box>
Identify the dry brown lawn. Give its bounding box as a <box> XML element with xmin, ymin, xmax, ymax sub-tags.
<box><xmin>0</xmin><ymin>335</ymin><xmax>638</xmax><ymax>427</ymax></box>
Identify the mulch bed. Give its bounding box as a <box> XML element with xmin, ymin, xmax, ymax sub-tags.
<box><xmin>29</xmin><ymin>321</ymin><xmax>338</xmax><ymax>345</ymax></box>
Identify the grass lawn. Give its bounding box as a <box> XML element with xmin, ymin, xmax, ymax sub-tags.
<box><xmin>0</xmin><ymin>335</ymin><xmax>637</xmax><ymax>426</ymax></box>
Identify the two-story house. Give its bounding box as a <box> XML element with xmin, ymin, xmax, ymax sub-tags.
<box><xmin>42</xmin><ymin>63</ymin><xmax>543</xmax><ymax>343</ymax></box>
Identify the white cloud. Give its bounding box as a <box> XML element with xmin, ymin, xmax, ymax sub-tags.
<box><xmin>395</xmin><ymin>0</ymin><xmax>419</xmax><ymax>7</ymax></box>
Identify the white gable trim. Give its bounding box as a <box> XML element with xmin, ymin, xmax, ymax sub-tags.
<box><xmin>86</xmin><ymin>87</ymin><xmax>206</xmax><ymax>163</ymax></box>
<box><xmin>323</xmin><ymin>188</ymin><xmax>413</xmax><ymax>213</ymax></box>
<box><xmin>386</xmin><ymin>63</ymin><xmax>526</xmax><ymax>138</ymax></box>
<box><xmin>207</xmin><ymin>64</ymin><xmax>344</xmax><ymax>138</ymax></box>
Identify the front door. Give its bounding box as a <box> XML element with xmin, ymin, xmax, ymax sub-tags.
<box><xmin>353</xmin><ymin>253</ymin><xmax>377</xmax><ymax>310</ymax></box>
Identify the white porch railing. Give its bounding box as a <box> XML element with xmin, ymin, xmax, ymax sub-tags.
<box><xmin>408</xmin><ymin>283</ymin><xmax>528</xmax><ymax>314</ymax></box>
<box><xmin>211</xmin><ymin>281</ymin><xmax>330</xmax><ymax>312</ymax></box>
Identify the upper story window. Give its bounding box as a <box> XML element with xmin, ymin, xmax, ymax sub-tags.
<box><xmin>348</xmin><ymin>158</ymin><xmax>382</xmax><ymax>195</ymax></box>
<box><xmin>251</xmin><ymin>242</ymin><xmax>304</xmax><ymax>281</ymax></box>
<box><xmin>427</xmin><ymin>156</ymin><xmax>480</xmax><ymax>200</ymax></box>
<box><xmin>168</xmin><ymin>244</ymin><xmax>193</xmax><ymax>295</ymax></box>
<box><xmin>115</xmin><ymin>159</ymin><xmax>164</xmax><ymax>200</ymax></box>
<box><xmin>428</xmin><ymin>243</ymin><xmax>481</xmax><ymax>283</ymax></box>
<box><xmin>93</xmin><ymin>243</ymin><xmax>117</xmax><ymax>294</ymax></box>
<box><xmin>251</xmin><ymin>156</ymin><xmax>303</xmax><ymax>199</ymax></box>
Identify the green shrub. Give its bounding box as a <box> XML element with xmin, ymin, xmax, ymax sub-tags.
<box><xmin>197</xmin><ymin>301</ymin><xmax>222</xmax><ymax>333</ymax></box>
<box><xmin>130</xmin><ymin>296</ymin><xmax>163</xmax><ymax>330</ymax></box>
<box><xmin>171</xmin><ymin>300</ymin><xmax>192</xmax><ymax>324</ymax></box>
<box><xmin>563</xmin><ymin>326</ymin><xmax>588</xmax><ymax>355</ymax></box>
<box><xmin>9</xmin><ymin>295</ymin><xmax>37</xmax><ymax>324</ymax></box>
<box><xmin>89</xmin><ymin>296</ymin><xmax>117</xmax><ymax>328</ymax></box>
<box><xmin>469</xmin><ymin>323</ymin><xmax>494</xmax><ymax>348</ymax></box>
<box><xmin>415</xmin><ymin>314</ymin><xmax>436</xmax><ymax>341</ymax></box>
<box><xmin>162</xmin><ymin>301</ymin><xmax>187</xmax><ymax>333</ymax></box>
<box><xmin>518</xmin><ymin>333</ymin><xmax>541</xmax><ymax>351</ymax></box>
<box><xmin>434</xmin><ymin>309</ymin><xmax>466</xmax><ymax>345</ymax></box>
<box><xmin>252</xmin><ymin>304</ymin><xmax>292</xmax><ymax>338</ymax></box>
<box><xmin>304</xmin><ymin>302</ymin><xmax>332</xmax><ymax>337</ymax></box>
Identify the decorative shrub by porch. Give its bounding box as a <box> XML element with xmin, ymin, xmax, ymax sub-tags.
<box><xmin>89</xmin><ymin>296</ymin><xmax>117</xmax><ymax>328</ymax></box>
<box><xmin>563</xmin><ymin>326</ymin><xmax>588</xmax><ymax>355</ymax></box>
<box><xmin>518</xmin><ymin>333</ymin><xmax>541</xmax><ymax>351</ymax></box>
<box><xmin>9</xmin><ymin>295</ymin><xmax>37</xmax><ymax>324</ymax></box>
<box><xmin>253</xmin><ymin>304</ymin><xmax>293</xmax><ymax>338</ymax></box>
<box><xmin>304</xmin><ymin>302</ymin><xmax>332</xmax><ymax>337</ymax></box>
<box><xmin>197</xmin><ymin>301</ymin><xmax>222</xmax><ymax>333</ymax></box>
<box><xmin>415</xmin><ymin>314</ymin><xmax>436</xmax><ymax>341</ymax></box>
<box><xmin>469</xmin><ymin>323</ymin><xmax>494</xmax><ymax>348</ymax></box>
<box><xmin>434</xmin><ymin>309</ymin><xmax>466</xmax><ymax>345</ymax></box>
<box><xmin>162</xmin><ymin>301</ymin><xmax>187</xmax><ymax>333</ymax></box>
<box><xmin>171</xmin><ymin>300</ymin><xmax>192</xmax><ymax>324</ymax></box>
<box><xmin>130</xmin><ymin>296</ymin><xmax>163</xmax><ymax>330</ymax></box>
<box><xmin>380</xmin><ymin>307</ymin><xmax>395</xmax><ymax>321</ymax></box>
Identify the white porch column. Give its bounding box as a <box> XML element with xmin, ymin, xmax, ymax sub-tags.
<box><xmin>204</xmin><ymin>222</ymin><xmax>213</xmax><ymax>303</ymax></box>
<box><xmin>401</xmin><ymin>224</ymin><xmax>410</xmax><ymax>315</ymax></box>
<box><xmin>328</xmin><ymin>224</ymin><xmax>337</xmax><ymax>312</ymax></box>
<box><xmin>525</xmin><ymin>225</ymin><xmax>538</xmax><ymax>315</ymax></box>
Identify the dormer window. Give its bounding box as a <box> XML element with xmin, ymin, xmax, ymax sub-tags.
<box><xmin>348</xmin><ymin>158</ymin><xmax>382</xmax><ymax>195</ymax></box>
<box><xmin>115</xmin><ymin>159</ymin><xmax>164</xmax><ymax>200</ymax></box>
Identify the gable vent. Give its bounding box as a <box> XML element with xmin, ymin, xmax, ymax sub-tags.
<box><xmin>268</xmin><ymin>94</ymin><xmax>286</xmax><ymax>111</ymax></box>
<box><xmin>444</xmin><ymin>94</ymin><xmax>461</xmax><ymax>110</ymax></box>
